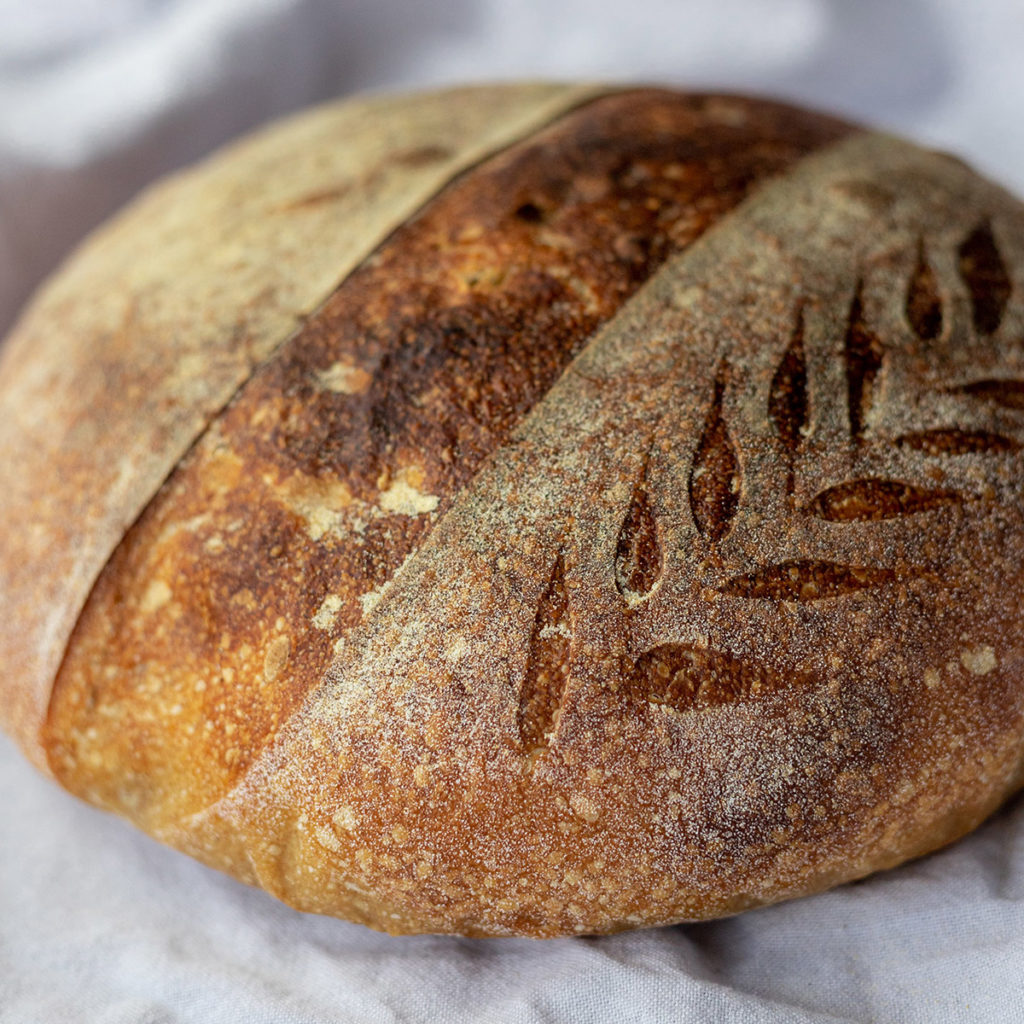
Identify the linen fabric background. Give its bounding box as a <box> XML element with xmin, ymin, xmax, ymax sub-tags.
<box><xmin>2</xmin><ymin>1</ymin><xmax>1023</xmax><ymax>1021</ymax></box>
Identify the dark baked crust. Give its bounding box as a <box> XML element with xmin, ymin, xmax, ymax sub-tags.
<box><xmin>2</xmin><ymin>85</ymin><xmax>1023</xmax><ymax>937</ymax></box>
<box><xmin>0</xmin><ymin>82</ymin><xmax>599</xmax><ymax>765</ymax></box>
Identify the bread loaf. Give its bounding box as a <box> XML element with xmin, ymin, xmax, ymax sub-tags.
<box><xmin>2</xmin><ymin>84</ymin><xmax>1023</xmax><ymax>937</ymax></box>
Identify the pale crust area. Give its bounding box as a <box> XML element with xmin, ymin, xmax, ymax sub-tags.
<box><xmin>190</xmin><ymin>133</ymin><xmax>1024</xmax><ymax>935</ymax></box>
<box><xmin>0</xmin><ymin>82</ymin><xmax>601</xmax><ymax>767</ymax></box>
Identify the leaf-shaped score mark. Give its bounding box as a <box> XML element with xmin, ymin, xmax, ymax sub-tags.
<box><xmin>689</xmin><ymin>368</ymin><xmax>739</xmax><ymax>545</ymax></box>
<box><xmin>518</xmin><ymin>553</ymin><xmax>571</xmax><ymax>757</ymax></box>
<box><xmin>906</xmin><ymin>239</ymin><xmax>943</xmax><ymax>340</ymax></box>
<box><xmin>845</xmin><ymin>281</ymin><xmax>884</xmax><ymax>443</ymax></box>
<box><xmin>719</xmin><ymin>559</ymin><xmax>900</xmax><ymax>601</ymax></box>
<box><xmin>629</xmin><ymin>643</ymin><xmax>783</xmax><ymax>713</ymax></box>
<box><xmin>949</xmin><ymin>379</ymin><xmax>1024</xmax><ymax>411</ymax></box>
<box><xmin>807</xmin><ymin>478</ymin><xmax>962</xmax><ymax>521</ymax></box>
<box><xmin>614</xmin><ymin>465</ymin><xmax>661</xmax><ymax>605</ymax></box>
<box><xmin>768</xmin><ymin>306</ymin><xmax>808</xmax><ymax>495</ymax></box>
<box><xmin>958</xmin><ymin>220</ymin><xmax>1011</xmax><ymax>335</ymax></box>
<box><xmin>897</xmin><ymin>429</ymin><xmax>1021</xmax><ymax>455</ymax></box>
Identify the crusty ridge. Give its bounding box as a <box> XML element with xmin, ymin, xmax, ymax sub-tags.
<box><xmin>0</xmin><ymin>82</ymin><xmax>603</xmax><ymax>766</ymax></box>
<box><xmin>44</xmin><ymin>91</ymin><xmax>850</xmax><ymax>842</ymax></box>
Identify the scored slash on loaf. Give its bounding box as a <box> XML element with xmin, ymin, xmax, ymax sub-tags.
<box><xmin>1</xmin><ymin>85</ymin><xmax>1023</xmax><ymax>937</ymax></box>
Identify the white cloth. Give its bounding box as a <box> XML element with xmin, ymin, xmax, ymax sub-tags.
<box><xmin>2</xmin><ymin>1</ymin><xmax>1024</xmax><ymax>1021</ymax></box>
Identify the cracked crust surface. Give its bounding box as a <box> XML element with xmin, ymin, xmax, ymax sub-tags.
<box><xmin>3</xmin><ymin>86</ymin><xmax>1024</xmax><ymax>937</ymax></box>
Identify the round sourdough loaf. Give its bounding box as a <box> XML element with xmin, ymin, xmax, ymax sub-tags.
<box><xmin>1</xmin><ymin>85</ymin><xmax>1023</xmax><ymax>937</ymax></box>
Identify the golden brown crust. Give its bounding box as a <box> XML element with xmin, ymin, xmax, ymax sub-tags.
<box><xmin>2</xmin><ymin>86</ymin><xmax>1023</xmax><ymax>937</ymax></box>
<box><xmin>0</xmin><ymin>82</ymin><xmax>601</xmax><ymax>767</ymax></box>
<box><xmin>45</xmin><ymin>90</ymin><xmax>849</xmax><ymax>832</ymax></box>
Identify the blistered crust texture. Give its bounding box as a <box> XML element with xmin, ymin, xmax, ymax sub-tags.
<box><xmin>1</xmin><ymin>86</ymin><xmax>1023</xmax><ymax>938</ymax></box>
